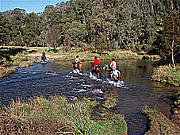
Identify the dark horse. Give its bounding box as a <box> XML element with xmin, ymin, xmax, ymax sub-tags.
<box><xmin>72</xmin><ymin>59</ymin><xmax>83</xmax><ymax>73</ymax></box>
<box><xmin>41</xmin><ymin>52</ymin><xmax>47</xmax><ymax>62</ymax></box>
<box><xmin>90</xmin><ymin>62</ymin><xmax>102</xmax><ymax>79</ymax></box>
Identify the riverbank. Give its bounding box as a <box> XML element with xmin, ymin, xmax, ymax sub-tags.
<box><xmin>152</xmin><ymin>65</ymin><xmax>180</xmax><ymax>87</ymax></box>
<box><xmin>151</xmin><ymin>65</ymin><xmax>180</xmax><ymax>134</ymax></box>
<box><xmin>25</xmin><ymin>47</ymin><xmax>160</xmax><ymax>61</ymax></box>
<box><xmin>0</xmin><ymin>47</ymin><xmax>39</xmax><ymax>78</ymax></box>
<box><xmin>0</xmin><ymin>46</ymin><xmax>160</xmax><ymax>78</ymax></box>
<box><xmin>0</xmin><ymin>95</ymin><xmax>127</xmax><ymax>134</ymax></box>
<box><xmin>143</xmin><ymin>106</ymin><xmax>180</xmax><ymax>135</ymax></box>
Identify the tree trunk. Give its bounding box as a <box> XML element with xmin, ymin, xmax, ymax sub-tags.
<box><xmin>171</xmin><ymin>39</ymin><xmax>176</xmax><ymax>69</ymax></box>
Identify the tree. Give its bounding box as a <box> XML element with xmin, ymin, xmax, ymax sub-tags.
<box><xmin>9</xmin><ymin>8</ymin><xmax>26</xmax><ymax>46</ymax></box>
<box><xmin>46</xmin><ymin>24</ymin><xmax>60</xmax><ymax>52</ymax></box>
<box><xmin>23</xmin><ymin>13</ymin><xmax>44</xmax><ymax>46</ymax></box>
<box><xmin>163</xmin><ymin>11</ymin><xmax>179</xmax><ymax>69</ymax></box>
<box><xmin>0</xmin><ymin>13</ymin><xmax>10</xmax><ymax>46</ymax></box>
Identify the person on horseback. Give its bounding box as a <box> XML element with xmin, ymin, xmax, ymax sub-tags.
<box><xmin>109</xmin><ymin>58</ymin><xmax>120</xmax><ymax>81</ymax></box>
<box><xmin>41</xmin><ymin>51</ymin><xmax>47</xmax><ymax>62</ymax></box>
<box><xmin>92</xmin><ymin>56</ymin><xmax>99</xmax><ymax>71</ymax></box>
<box><xmin>73</xmin><ymin>56</ymin><xmax>80</xmax><ymax>69</ymax></box>
<box><xmin>90</xmin><ymin>56</ymin><xmax>102</xmax><ymax>78</ymax></box>
<box><xmin>110</xmin><ymin>58</ymin><xmax>116</xmax><ymax>70</ymax></box>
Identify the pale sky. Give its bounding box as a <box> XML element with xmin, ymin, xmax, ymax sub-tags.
<box><xmin>0</xmin><ymin>0</ymin><xmax>68</xmax><ymax>13</ymax></box>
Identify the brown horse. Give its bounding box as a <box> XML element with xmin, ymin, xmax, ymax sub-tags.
<box><xmin>90</xmin><ymin>63</ymin><xmax>102</xmax><ymax>79</ymax></box>
<box><xmin>72</xmin><ymin>59</ymin><xmax>83</xmax><ymax>73</ymax></box>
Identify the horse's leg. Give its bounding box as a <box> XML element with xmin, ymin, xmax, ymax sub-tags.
<box><xmin>114</xmin><ymin>75</ymin><xmax>118</xmax><ymax>81</ymax></box>
<box><xmin>80</xmin><ymin>64</ymin><xmax>83</xmax><ymax>73</ymax></box>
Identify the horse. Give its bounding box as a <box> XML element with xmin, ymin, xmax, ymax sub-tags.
<box><xmin>103</xmin><ymin>64</ymin><xmax>121</xmax><ymax>81</ymax></box>
<box><xmin>72</xmin><ymin>59</ymin><xmax>83</xmax><ymax>73</ymax></box>
<box><xmin>41</xmin><ymin>53</ymin><xmax>47</xmax><ymax>63</ymax></box>
<box><xmin>90</xmin><ymin>62</ymin><xmax>102</xmax><ymax>79</ymax></box>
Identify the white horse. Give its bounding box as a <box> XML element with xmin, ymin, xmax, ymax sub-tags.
<box><xmin>103</xmin><ymin>64</ymin><xmax>121</xmax><ymax>81</ymax></box>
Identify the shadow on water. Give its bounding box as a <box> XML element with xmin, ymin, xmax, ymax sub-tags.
<box><xmin>0</xmin><ymin>59</ymin><xmax>179</xmax><ymax>135</ymax></box>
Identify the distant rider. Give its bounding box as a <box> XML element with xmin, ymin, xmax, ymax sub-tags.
<box><xmin>41</xmin><ymin>51</ymin><xmax>47</xmax><ymax>61</ymax></box>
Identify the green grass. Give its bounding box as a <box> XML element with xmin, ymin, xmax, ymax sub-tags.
<box><xmin>1</xmin><ymin>96</ymin><xmax>127</xmax><ymax>135</ymax></box>
<box><xmin>0</xmin><ymin>66</ymin><xmax>17</xmax><ymax>78</ymax></box>
<box><xmin>0</xmin><ymin>47</ymin><xmax>40</xmax><ymax>77</ymax></box>
<box><xmin>142</xmin><ymin>106</ymin><xmax>180</xmax><ymax>135</ymax></box>
<box><xmin>152</xmin><ymin>65</ymin><xmax>180</xmax><ymax>87</ymax></box>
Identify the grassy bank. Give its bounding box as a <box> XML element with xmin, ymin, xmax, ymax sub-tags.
<box><xmin>152</xmin><ymin>65</ymin><xmax>180</xmax><ymax>87</ymax></box>
<box><xmin>0</xmin><ymin>96</ymin><xmax>127</xmax><ymax>135</ymax></box>
<box><xmin>143</xmin><ymin>106</ymin><xmax>180</xmax><ymax>135</ymax></box>
<box><xmin>0</xmin><ymin>47</ymin><xmax>39</xmax><ymax>78</ymax></box>
<box><xmin>2</xmin><ymin>46</ymin><xmax>160</xmax><ymax>61</ymax></box>
<box><xmin>0</xmin><ymin>46</ymin><xmax>161</xmax><ymax>78</ymax></box>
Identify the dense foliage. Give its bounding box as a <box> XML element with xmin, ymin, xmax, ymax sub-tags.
<box><xmin>0</xmin><ymin>0</ymin><xmax>179</xmax><ymax>62</ymax></box>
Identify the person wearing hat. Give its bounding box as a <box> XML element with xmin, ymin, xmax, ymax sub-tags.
<box><xmin>92</xmin><ymin>56</ymin><xmax>99</xmax><ymax>70</ymax></box>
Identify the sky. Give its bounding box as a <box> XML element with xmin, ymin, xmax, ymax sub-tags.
<box><xmin>0</xmin><ymin>0</ymin><xmax>68</xmax><ymax>13</ymax></box>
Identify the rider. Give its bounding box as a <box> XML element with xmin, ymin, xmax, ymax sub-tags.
<box><xmin>110</xmin><ymin>58</ymin><xmax>116</xmax><ymax>71</ymax></box>
<box><xmin>75</xmin><ymin>55</ymin><xmax>80</xmax><ymax>64</ymax></box>
<box><xmin>73</xmin><ymin>56</ymin><xmax>80</xmax><ymax>68</ymax></box>
<box><xmin>41</xmin><ymin>51</ymin><xmax>47</xmax><ymax>61</ymax></box>
<box><xmin>92</xmin><ymin>56</ymin><xmax>99</xmax><ymax>70</ymax></box>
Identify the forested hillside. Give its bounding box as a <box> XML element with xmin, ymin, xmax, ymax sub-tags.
<box><xmin>0</xmin><ymin>0</ymin><xmax>179</xmax><ymax>62</ymax></box>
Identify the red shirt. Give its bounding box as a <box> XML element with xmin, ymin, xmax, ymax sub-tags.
<box><xmin>93</xmin><ymin>59</ymin><xmax>99</xmax><ymax>67</ymax></box>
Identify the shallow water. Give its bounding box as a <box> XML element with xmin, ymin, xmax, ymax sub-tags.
<box><xmin>0</xmin><ymin>59</ymin><xmax>178</xmax><ymax>135</ymax></box>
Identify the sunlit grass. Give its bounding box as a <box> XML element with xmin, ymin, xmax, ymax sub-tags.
<box><xmin>152</xmin><ymin>65</ymin><xmax>180</xmax><ymax>87</ymax></box>
<box><xmin>0</xmin><ymin>66</ymin><xmax>17</xmax><ymax>78</ymax></box>
<box><xmin>1</xmin><ymin>96</ymin><xmax>127</xmax><ymax>134</ymax></box>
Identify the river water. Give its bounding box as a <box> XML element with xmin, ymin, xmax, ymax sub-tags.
<box><xmin>0</xmin><ymin>59</ymin><xmax>178</xmax><ymax>135</ymax></box>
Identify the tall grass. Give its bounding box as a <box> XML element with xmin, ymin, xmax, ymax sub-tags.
<box><xmin>142</xmin><ymin>106</ymin><xmax>180</xmax><ymax>135</ymax></box>
<box><xmin>152</xmin><ymin>65</ymin><xmax>180</xmax><ymax>87</ymax></box>
<box><xmin>1</xmin><ymin>96</ymin><xmax>127</xmax><ymax>135</ymax></box>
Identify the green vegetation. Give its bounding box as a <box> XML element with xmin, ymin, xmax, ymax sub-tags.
<box><xmin>0</xmin><ymin>0</ymin><xmax>179</xmax><ymax>66</ymax></box>
<box><xmin>0</xmin><ymin>66</ymin><xmax>17</xmax><ymax>78</ymax></box>
<box><xmin>0</xmin><ymin>96</ymin><xmax>127</xmax><ymax>135</ymax></box>
<box><xmin>152</xmin><ymin>65</ymin><xmax>180</xmax><ymax>87</ymax></box>
<box><xmin>143</xmin><ymin>106</ymin><xmax>180</xmax><ymax>135</ymax></box>
<box><xmin>0</xmin><ymin>47</ymin><xmax>39</xmax><ymax>77</ymax></box>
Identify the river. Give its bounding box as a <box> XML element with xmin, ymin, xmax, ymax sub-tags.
<box><xmin>0</xmin><ymin>59</ymin><xmax>178</xmax><ymax>135</ymax></box>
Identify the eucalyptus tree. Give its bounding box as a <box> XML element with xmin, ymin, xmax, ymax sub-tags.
<box><xmin>0</xmin><ymin>13</ymin><xmax>10</xmax><ymax>46</ymax></box>
<box><xmin>8</xmin><ymin>8</ymin><xmax>26</xmax><ymax>46</ymax></box>
<box><xmin>22</xmin><ymin>13</ymin><xmax>44</xmax><ymax>47</ymax></box>
<box><xmin>46</xmin><ymin>24</ymin><xmax>60</xmax><ymax>52</ymax></box>
<box><xmin>162</xmin><ymin>11</ymin><xmax>179</xmax><ymax>69</ymax></box>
